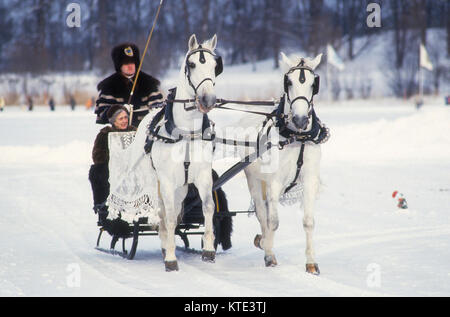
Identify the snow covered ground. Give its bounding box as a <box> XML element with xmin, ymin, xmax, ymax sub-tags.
<box><xmin>1</xmin><ymin>96</ymin><xmax>449</xmax><ymax>297</ymax></box>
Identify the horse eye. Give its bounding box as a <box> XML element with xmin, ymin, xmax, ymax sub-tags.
<box><xmin>287</xmin><ymin>79</ymin><xmax>292</xmax><ymax>86</ymax></box>
<box><xmin>188</xmin><ymin>62</ymin><xmax>196</xmax><ymax>69</ymax></box>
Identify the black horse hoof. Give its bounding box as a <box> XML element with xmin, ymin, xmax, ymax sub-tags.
<box><xmin>165</xmin><ymin>261</ymin><xmax>179</xmax><ymax>272</ymax></box>
<box><xmin>264</xmin><ymin>255</ymin><xmax>278</xmax><ymax>267</ymax></box>
<box><xmin>202</xmin><ymin>250</ymin><xmax>216</xmax><ymax>263</ymax></box>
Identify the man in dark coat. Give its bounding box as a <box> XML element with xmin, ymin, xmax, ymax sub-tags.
<box><xmin>95</xmin><ymin>43</ymin><xmax>164</xmax><ymax>128</ymax></box>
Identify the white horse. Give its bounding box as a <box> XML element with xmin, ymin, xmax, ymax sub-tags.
<box><xmin>142</xmin><ymin>34</ymin><xmax>222</xmax><ymax>271</ymax></box>
<box><xmin>243</xmin><ymin>52</ymin><xmax>325</xmax><ymax>275</ymax></box>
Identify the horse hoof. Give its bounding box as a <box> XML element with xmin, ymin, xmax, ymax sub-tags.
<box><xmin>254</xmin><ymin>234</ymin><xmax>263</xmax><ymax>250</ymax></box>
<box><xmin>202</xmin><ymin>250</ymin><xmax>216</xmax><ymax>263</ymax></box>
<box><xmin>165</xmin><ymin>261</ymin><xmax>179</xmax><ymax>272</ymax></box>
<box><xmin>264</xmin><ymin>255</ymin><xmax>278</xmax><ymax>267</ymax></box>
<box><xmin>306</xmin><ymin>263</ymin><xmax>320</xmax><ymax>275</ymax></box>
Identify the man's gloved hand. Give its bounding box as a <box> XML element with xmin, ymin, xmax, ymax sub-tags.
<box><xmin>150</xmin><ymin>101</ymin><xmax>165</xmax><ymax>110</ymax></box>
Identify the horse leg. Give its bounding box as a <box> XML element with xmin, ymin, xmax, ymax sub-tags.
<box><xmin>157</xmin><ymin>198</ymin><xmax>168</xmax><ymax>259</ymax></box>
<box><xmin>253</xmin><ymin>195</ymin><xmax>268</xmax><ymax>251</ymax></box>
<box><xmin>247</xmin><ymin>176</ymin><xmax>278</xmax><ymax>267</ymax></box>
<box><xmin>197</xmin><ymin>184</ymin><xmax>216</xmax><ymax>262</ymax></box>
<box><xmin>302</xmin><ymin>169</ymin><xmax>320</xmax><ymax>275</ymax></box>
<box><xmin>262</xmin><ymin>185</ymin><xmax>281</xmax><ymax>267</ymax></box>
<box><xmin>159</xmin><ymin>184</ymin><xmax>180</xmax><ymax>271</ymax></box>
<box><xmin>246</xmin><ymin>176</ymin><xmax>267</xmax><ymax>248</ymax></box>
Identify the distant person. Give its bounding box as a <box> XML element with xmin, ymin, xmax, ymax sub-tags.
<box><xmin>70</xmin><ymin>95</ymin><xmax>76</xmax><ymax>111</ymax></box>
<box><xmin>27</xmin><ymin>96</ymin><xmax>33</xmax><ymax>111</ymax></box>
<box><xmin>49</xmin><ymin>97</ymin><xmax>55</xmax><ymax>111</ymax></box>
<box><xmin>95</xmin><ymin>43</ymin><xmax>164</xmax><ymax>128</ymax></box>
<box><xmin>85</xmin><ymin>97</ymin><xmax>94</xmax><ymax>111</ymax></box>
<box><xmin>0</xmin><ymin>96</ymin><xmax>5</xmax><ymax>112</ymax></box>
<box><xmin>414</xmin><ymin>95</ymin><xmax>424</xmax><ymax>110</ymax></box>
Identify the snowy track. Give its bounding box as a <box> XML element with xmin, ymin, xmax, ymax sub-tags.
<box><xmin>1</xmin><ymin>101</ymin><xmax>449</xmax><ymax>296</ymax></box>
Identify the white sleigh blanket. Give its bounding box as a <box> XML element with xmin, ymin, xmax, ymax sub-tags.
<box><xmin>107</xmin><ymin>131</ymin><xmax>160</xmax><ymax>225</ymax></box>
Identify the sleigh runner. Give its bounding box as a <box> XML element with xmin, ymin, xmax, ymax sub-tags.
<box><xmin>95</xmin><ymin>195</ymin><xmax>237</xmax><ymax>260</ymax></box>
<box><xmin>95</xmin><ymin>129</ymin><xmax>236</xmax><ymax>259</ymax></box>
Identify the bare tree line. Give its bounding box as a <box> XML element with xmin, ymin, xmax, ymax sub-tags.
<box><xmin>0</xmin><ymin>0</ymin><xmax>448</xmax><ymax>98</ymax></box>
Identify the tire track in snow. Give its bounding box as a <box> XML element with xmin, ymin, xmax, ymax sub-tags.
<box><xmin>5</xmin><ymin>166</ymin><xmax>449</xmax><ymax>296</ymax></box>
<box><xmin>3</xmin><ymin>167</ymin><xmax>261</xmax><ymax>296</ymax></box>
<box><xmin>174</xmin><ymin>251</ymin><xmax>273</xmax><ymax>297</ymax></box>
<box><xmin>209</xmin><ymin>225</ymin><xmax>450</xmax><ymax>296</ymax></box>
<box><xmin>2</xmin><ymin>169</ymin><xmax>155</xmax><ymax>296</ymax></box>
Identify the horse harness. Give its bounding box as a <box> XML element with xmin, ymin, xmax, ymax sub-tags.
<box><xmin>144</xmin><ymin>57</ymin><xmax>329</xmax><ymax>191</ymax></box>
<box><xmin>144</xmin><ymin>46</ymin><xmax>223</xmax><ymax>185</ymax></box>
<box><xmin>259</xmin><ymin>96</ymin><xmax>330</xmax><ymax>193</ymax></box>
<box><xmin>145</xmin><ymin>88</ymin><xmax>216</xmax><ymax>185</ymax></box>
<box><xmin>182</xmin><ymin>45</ymin><xmax>223</xmax><ymax>111</ymax></box>
<box><xmin>282</xmin><ymin>59</ymin><xmax>320</xmax><ymax>127</ymax></box>
<box><xmin>276</xmin><ymin>60</ymin><xmax>327</xmax><ymax>192</ymax></box>
<box><xmin>284</xmin><ymin>59</ymin><xmax>320</xmax><ymax>102</ymax></box>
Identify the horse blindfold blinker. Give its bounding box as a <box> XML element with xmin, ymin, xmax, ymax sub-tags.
<box><xmin>185</xmin><ymin>47</ymin><xmax>223</xmax><ymax>77</ymax></box>
<box><xmin>284</xmin><ymin>66</ymin><xmax>320</xmax><ymax>96</ymax></box>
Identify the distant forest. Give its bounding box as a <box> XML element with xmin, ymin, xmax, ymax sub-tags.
<box><xmin>0</xmin><ymin>0</ymin><xmax>449</xmax><ymax>77</ymax></box>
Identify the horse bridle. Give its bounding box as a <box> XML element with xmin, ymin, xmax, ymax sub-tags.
<box><xmin>183</xmin><ymin>45</ymin><xmax>223</xmax><ymax>111</ymax></box>
<box><xmin>283</xmin><ymin>59</ymin><xmax>320</xmax><ymax>123</ymax></box>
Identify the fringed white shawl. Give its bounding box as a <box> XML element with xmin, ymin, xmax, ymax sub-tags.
<box><xmin>107</xmin><ymin>127</ymin><xmax>160</xmax><ymax>225</ymax></box>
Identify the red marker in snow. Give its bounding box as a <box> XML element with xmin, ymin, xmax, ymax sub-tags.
<box><xmin>392</xmin><ymin>191</ymin><xmax>408</xmax><ymax>209</ymax></box>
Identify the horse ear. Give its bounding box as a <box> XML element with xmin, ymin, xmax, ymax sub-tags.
<box><xmin>188</xmin><ymin>34</ymin><xmax>198</xmax><ymax>51</ymax></box>
<box><xmin>203</xmin><ymin>34</ymin><xmax>217</xmax><ymax>51</ymax></box>
<box><xmin>280</xmin><ymin>52</ymin><xmax>293</xmax><ymax>73</ymax></box>
<box><xmin>310</xmin><ymin>53</ymin><xmax>323</xmax><ymax>70</ymax></box>
<box><xmin>207</xmin><ymin>34</ymin><xmax>217</xmax><ymax>51</ymax></box>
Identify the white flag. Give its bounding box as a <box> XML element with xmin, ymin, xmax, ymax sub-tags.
<box><xmin>420</xmin><ymin>43</ymin><xmax>433</xmax><ymax>71</ymax></box>
<box><xmin>327</xmin><ymin>44</ymin><xmax>345</xmax><ymax>71</ymax></box>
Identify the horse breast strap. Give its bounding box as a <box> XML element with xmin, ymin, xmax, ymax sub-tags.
<box><xmin>144</xmin><ymin>88</ymin><xmax>216</xmax><ymax>154</ymax></box>
<box><xmin>273</xmin><ymin>95</ymin><xmax>330</xmax><ymax>146</ymax></box>
<box><xmin>164</xmin><ymin>106</ymin><xmax>213</xmax><ymax>141</ymax></box>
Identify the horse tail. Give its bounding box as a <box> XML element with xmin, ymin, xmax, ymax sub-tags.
<box><xmin>212</xmin><ymin>170</ymin><xmax>233</xmax><ymax>250</ymax></box>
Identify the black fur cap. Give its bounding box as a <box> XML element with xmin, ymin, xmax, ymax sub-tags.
<box><xmin>111</xmin><ymin>43</ymin><xmax>141</xmax><ymax>72</ymax></box>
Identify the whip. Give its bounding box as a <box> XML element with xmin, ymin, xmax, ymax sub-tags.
<box><xmin>128</xmin><ymin>0</ymin><xmax>164</xmax><ymax>125</ymax></box>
